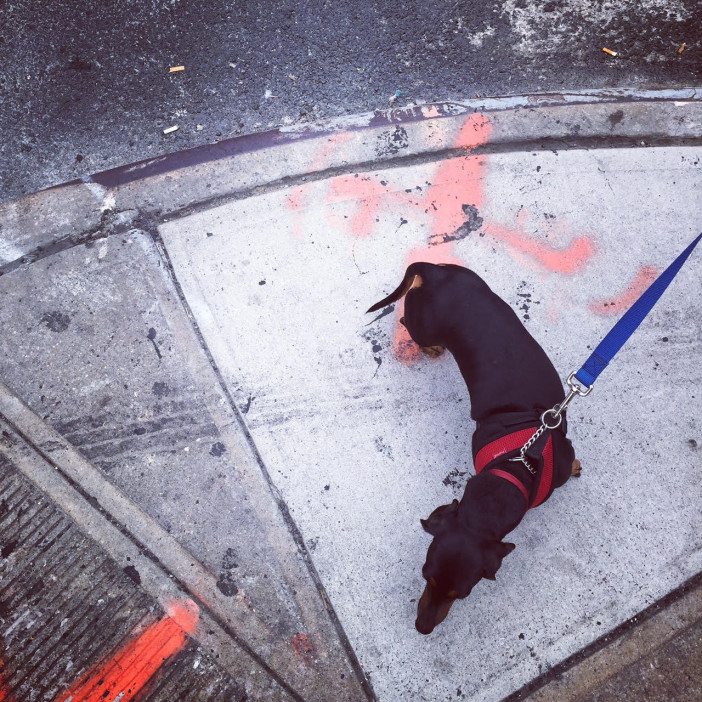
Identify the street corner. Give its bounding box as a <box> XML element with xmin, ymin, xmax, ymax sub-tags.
<box><xmin>158</xmin><ymin>102</ymin><xmax>701</xmax><ymax>699</ymax></box>
<box><xmin>0</xmin><ymin>92</ymin><xmax>700</xmax><ymax>702</ymax></box>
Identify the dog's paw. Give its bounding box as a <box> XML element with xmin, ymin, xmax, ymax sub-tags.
<box><xmin>571</xmin><ymin>458</ymin><xmax>582</xmax><ymax>478</ymax></box>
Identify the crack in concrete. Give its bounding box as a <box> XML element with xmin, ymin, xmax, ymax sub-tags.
<box><xmin>150</xmin><ymin>229</ymin><xmax>377</xmax><ymax>702</ymax></box>
<box><xmin>0</xmin><ymin>399</ymin><xmax>306</xmax><ymax>702</ymax></box>
<box><xmin>2</xmin><ymin>133</ymin><xmax>700</xmax><ymax>278</ymax></box>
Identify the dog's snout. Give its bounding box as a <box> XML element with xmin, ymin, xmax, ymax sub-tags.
<box><xmin>416</xmin><ymin>581</ymin><xmax>457</xmax><ymax>635</ymax></box>
<box><xmin>415</xmin><ymin>618</ymin><xmax>434</xmax><ymax>635</ymax></box>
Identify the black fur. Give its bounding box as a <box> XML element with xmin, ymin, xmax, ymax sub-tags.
<box><xmin>368</xmin><ymin>262</ymin><xmax>575</xmax><ymax>634</ymax></box>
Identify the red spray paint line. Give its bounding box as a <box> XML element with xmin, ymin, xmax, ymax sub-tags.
<box><xmin>55</xmin><ymin>599</ymin><xmax>199</xmax><ymax>702</ymax></box>
<box><xmin>290</xmin><ymin>632</ymin><xmax>317</xmax><ymax>667</ymax></box>
<box><xmin>589</xmin><ymin>265</ymin><xmax>659</xmax><ymax>315</ymax></box>
<box><xmin>0</xmin><ymin>660</ymin><xmax>13</xmax><ymax>702</ymax></box>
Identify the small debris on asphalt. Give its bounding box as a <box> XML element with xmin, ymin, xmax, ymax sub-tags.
<box><xmin>163</xmin><ymin>125</ymin><xmax>179</xmax><ymax>134</ymax></box>
<box><xmin>389</xmin><ymin>89</ymin><xmax>402</xmax><ymax>104</ymax></box>
<box><xmin>264</xmin><ymin>89</ymin><xmax>277</xmax><ymax>99</ymax></box>
<box><xmin>676</xmin><ymin>42</ymin><xmax>687</xmax><ymax>55</ymax></box>
<box><xmin>196</xmin><ymin>124</ymin><xmax>204</xmax><ymax>131</ymax></box>
<box><xmin>602</xmin><ymin>47</ymin><xmax>618</xmax><ymax>57</ymax></box>
<box><xmin>288</xmin><ymin>74</ymin><xmax>297</xmax><ymax>81</ymax></box>
<box><xmin>169</xmin><ymin>65</ymin><xmax>185</xmax><ymax>73</ymax></box>
<box><xmin>228</xmin><ymin>62</ymin><xmax>237</xmax><ymax>68</ymax></box>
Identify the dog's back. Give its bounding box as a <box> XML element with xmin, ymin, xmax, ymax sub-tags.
<box><xmin>404</xmin><ymin>263</ymin><xmax>566</xmax><ymax>421</ymax></box>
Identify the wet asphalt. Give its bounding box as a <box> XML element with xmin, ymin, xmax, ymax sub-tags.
<box><xmin>1</xmin><ymin>0</ymin><xmax>700</xmax><ymax>202</ymax></box>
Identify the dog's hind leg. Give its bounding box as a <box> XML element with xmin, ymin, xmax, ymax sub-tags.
<box><xmin>571</xmin><ymin>458</ymin><xmax>582</xmax><ymax>477</ymax></box>
<box><xmin>421</xmin><ymin>345</ymin><xmax>445</xmax><ymax>358</ymax></box>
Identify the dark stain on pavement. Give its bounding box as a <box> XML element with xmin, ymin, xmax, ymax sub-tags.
<box><xmin>152</xmin><ymin>381</ymin><xmax>170</xmax><ymax>397</ymax></box>
<box><xmin>40</xmin><ymin>311</ymin><xmax>71</xmax><ymax>332</ymax></box>
<box><xmin>431</xmin><ymin>204</ymin><xmax>483</xmax><ymax>245</ymax></box>
<box><xmin>608</xmin><ymin>109</ymin><xmax>625</xmax><ymax>129</ymax></box>
<box><xmin>366</xmin><ymin>303</ymin><xmax>394</xmax><ymax>326</ymax></box>
<box><xmin>147</xmin><ymin>327</ymin><xmax>162</xmax><ymax>360</ymax></box>
<box><xmin>1</xmin><ymin>539</ymin><xmax>18</xmax><ymax>558</ymax></box>
<box><xmin>216</xmin><ymin>571</ymin><xmax>238</xmax><ymax>596</ymax></box>
<box><xmin>375</xmin><ymin>126</ymin><xmax>409</xmax><ymax>157</ymax></box>
<box><xmin>443</xmin><ymin>467</ymin><xmax>468</xmax><ymax>491</ymax></box>
<box><xmin>515</xmin><ymin>280</ymin><xmax>540</xmax><ymax>322</ymax></box>
<box><xmin>374</xmin><ymin>436</ymin><xmax>393</xmax><ymax>460</ymax></box>
<box><xmin>362</xmin><ymin>329</ymin><xmax>383</xmax><ymax>376</ymax></box>
<box><xmin>67</xmin><ymin>55</ymin><xmax>94</xmax><ymax>72</ymax></box>
<box><xmin>123</xmin><ymin>564</ymin><xmax>141</xmax><ymax>585</ymax></box>
<box><xmin>210</xmin><ymin>441</ymin><xmax>226</xmax><ymax>457</ymax></box>
<box><xmin>216</xmin><ymin>547</ymin><xmax>239</xmax><ymax>596</ymax></box>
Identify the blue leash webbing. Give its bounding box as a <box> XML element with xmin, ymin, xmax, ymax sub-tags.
<box><xmin>575</xmin><ymin>232</ymin><xmax>702</xmax><ymax>388</ymax></box>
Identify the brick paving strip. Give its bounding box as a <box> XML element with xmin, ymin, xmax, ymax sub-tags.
<box><xmin>0</xmin><ymin>446</ymin><xmax>257</xmax><ymax>701</ymax></box>
<box><xmin>0</xmin><ymin>382</ymin><xmax>353</xmax><ymax>701</ymax></box>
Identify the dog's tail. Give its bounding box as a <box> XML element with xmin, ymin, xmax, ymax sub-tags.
<box><xmin>366</xmin><ymin>264</ymin><xmax>424</xmax><ymax>313</ymax></box>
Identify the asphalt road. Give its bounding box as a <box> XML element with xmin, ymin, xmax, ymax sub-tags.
<box><xmin>1</xmin><ymin>0</ymin><xmax>700</xmax><ymax>202</ymax></box>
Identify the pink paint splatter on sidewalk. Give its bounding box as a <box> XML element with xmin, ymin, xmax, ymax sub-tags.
<box><xmin>588</xmin><ymin>266</ymin><xmax>659</xmax><ymax>315</ymax></box>
<box><xmin>287</xmin><ymin>132</ymin><xmax>353</xmax><ymax>238</ymax></box>
<box><xmin>484</xmin><ymin>223</ymin><xmax>596</xmax><ymax>274</ymax></box>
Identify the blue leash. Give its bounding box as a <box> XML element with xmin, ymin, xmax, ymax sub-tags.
<box><xmin>574</xmin><ymin>232</ymin><xmax>702</xmax><ymax>388</ymax></box>
<box><xmin>510</xmin><ymin>232</ymin><xmax>701</xmax><ymax>470</ymax></box>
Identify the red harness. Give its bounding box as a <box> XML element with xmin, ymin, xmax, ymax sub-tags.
<box><xmin>474</xmin><ymin>427</ymin><xmax>554</xmax><ymax>509</ymax></box>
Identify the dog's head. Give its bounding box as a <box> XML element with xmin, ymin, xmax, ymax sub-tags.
<box><xmin>415</xmin><ymin>499</ymin><xmax>515</xmax><ymax>635</ymax></box>
<box><xmin>366</xmin><ymin>262</ymin><xmax>468</xmax><ymax>353</ymax></box>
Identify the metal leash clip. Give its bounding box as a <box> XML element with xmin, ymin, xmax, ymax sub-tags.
<box><xmin>509</xmin><ymin>372</ymin><xmax>593</xmax><ymax>475</ymax></box>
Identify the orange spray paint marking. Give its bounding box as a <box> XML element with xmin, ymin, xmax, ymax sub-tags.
<box><xmin>286</xmin><ymin>132</ymin><xmax>353</xmax><ymax>238</ymax></box>
<box><xmin>324</xmin><ymin>115</ymin><xmax>491</xmax><ymax>244</ymax></box>
<box><xmin>391</xmin><ymin>114</ymin><xmax>492</xmax><ymax>362</ymax></box>
<box><xmin>292</xmin><ymin>114</ymin><xmax>600</xmax><ymax>363</ymax></box>
<box><xmin>588</xmin><ymin>266</ymin><xmax>659</xmax><ymax>315</ymax></box>
<box><xmin>483</xmin><ymin>223</ymin><xmax>596</xmax><ymax>274</ymax></box>
<box><xmin>327</xmin><ymin>176</ymin><xmax>390</xmax><ymax>238</ymax></box>
<box><xmin>419</xmin><ymin>114</ymin><xmax>492</xmax><ymax>245</ymax></box>
<box><xmin>55</xmin><ymin>600</ymin><xmax>199</xmax><ymax>702</ymax></box>
<box><xmin>325</xmin><ymin>175</ymin><xmax>421</xmax><ymax>237</ymax></box>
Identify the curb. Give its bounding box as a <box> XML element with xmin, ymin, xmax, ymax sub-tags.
<box><xmin>509</xmin><ymin>571</ymin><xmax>702</xmax><ymax>701</ymax></box>
<box><xmin>1</xmin><ymin>88</ymin><xmax>701</xmax><ymax>273</ymax></box>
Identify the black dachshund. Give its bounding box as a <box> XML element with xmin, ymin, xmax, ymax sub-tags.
<box><xmin>367</xmin><ymin>262</ymin><xmax>580</xmax><ymax>635</ymax></box>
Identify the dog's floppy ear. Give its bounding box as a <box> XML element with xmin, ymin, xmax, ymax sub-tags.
<box><xmin>420</xmin><ymin>499</ymin><xmax>459</xmax><ymax>536</ymax></box>
<box><xmin>483</xmin><ymin>541</ymin><xmax>516</xmax><ymax>580</ymax></box>
<box><xmin>367</xmin><ymin>268</ymin><xmax>423</xmax><ymax>313</ymax></box>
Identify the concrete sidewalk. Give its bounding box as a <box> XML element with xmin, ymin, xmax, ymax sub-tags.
<box><xmin>0</xmin><ymin>90</ymin><xmax>700</xmax><ymax>701</ymax></box>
